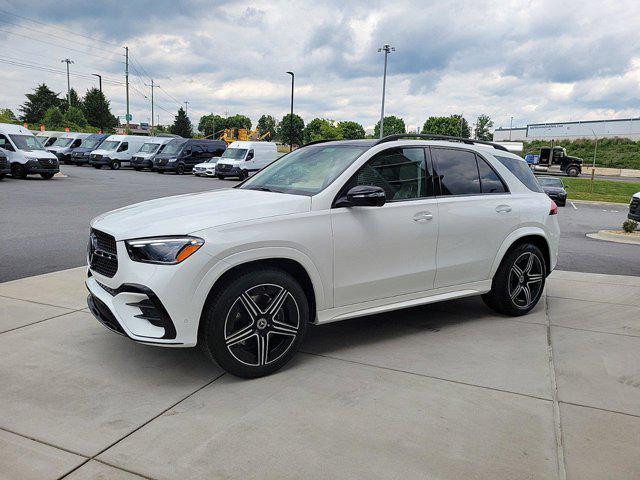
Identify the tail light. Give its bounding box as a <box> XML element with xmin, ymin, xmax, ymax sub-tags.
<box><xmin>549</xmin><ymin>200</ymin><xmax>558</xmax><ymax>215</ymax></box>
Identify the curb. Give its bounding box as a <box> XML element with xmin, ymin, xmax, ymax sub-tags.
<box><xmin>569</xmin><ymin>199</ymin><xmax>628</xmax><ymax>207</ymax></box>
<box><xmin>586</xmin><ymin>230</ymin><xmax>640</xmax><ymax>245</ymax></box>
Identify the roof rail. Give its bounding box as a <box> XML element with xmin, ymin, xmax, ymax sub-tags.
<box><xmin>374</xmin><ymin>134</ymin><xmax>509</xmax><ymax>152</ymax></box>
<box><xmin>302</xmin><ymin>138</ymin><xmax>340</xmax><ymax>147</ymax></box>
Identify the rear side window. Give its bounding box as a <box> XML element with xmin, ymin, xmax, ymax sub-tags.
<box><xmin>494</xmin><ymin>155</ymin><xmax>543</xmax><ymax>193</ymax></box>
<box><xmin>433</xmin><ymin>148</ymin><xmax>480</xmax><ymax>195</ymax></box>
<box><xmin>477</xmin><ymin>157</ymin><xmax>507</xmax><ymax>194</ymax></box>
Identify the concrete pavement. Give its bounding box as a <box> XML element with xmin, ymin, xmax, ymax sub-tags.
<box><xmin>1</xmin><ymin>268</ymin><xmax>639</xmax><ymax>479</ymax></box>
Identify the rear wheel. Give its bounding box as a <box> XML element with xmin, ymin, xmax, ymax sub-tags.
<box><xmin>133</xmin><ymin>167</ymin><xmax>141</xmax><ymax>171</ymax></box>
<box><xmin>40</xmin><ymin>172</ymin><xmax>55</xmax><ymax>180</ymax></box>
<box><xmin>200</xmin><ymin>268</ymin><xmax>309</xmax><ymax>378</ymax></box>
<box><xmin>11</xmin><ymin>163</ymin><xmax>26</xmax><ymax>179</ymax></box>
<box><xmin>482</xmin><ymin>243</ymin><xmax>546</xmax><ymax>316</ymax></box>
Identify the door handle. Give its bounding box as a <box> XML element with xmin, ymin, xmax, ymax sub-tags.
<box><xmin>495</xmin><ymin>205</ymin><xmax>512</xmax><ymax>213</ymax></box>
<box><xmin>413</xmin><ymin>211</ymin><xmax>433</xmax><ymax>222</ymax></box>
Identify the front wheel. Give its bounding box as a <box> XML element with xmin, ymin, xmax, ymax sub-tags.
<box><xmin>110</xmin><ymin>160</ymin><xmax>121</xmax><ymax>170</ymax></box>
<box><xmin>566</xmin><ymin>166</ymin><xmax>580</xmax><ymax>177</ymax></box>
<box><xmin>482</xmin><ymin>243</ymin><xmax>546</xmax><ymax>316</ymax></box>
<box><xmin>200</xmin><ymin>268</ymin><xmax>309</xmax><ymax>378</ymax></box>
<box><xmin>40</xmin><ymin>172</ymin><xmax>55</xmax><ymax>180</ymax></box>
<box><xmin>93</xmin><ymin>165</ymin><xmax>102</xmax><ymax>169</ymax></box>
<box><xmin>11</xmin><ymin>163</ymin><xmax>27</xmax><ymax>179</ymax></box>
<box><xmin>176</xmin><ymin>164</ymin><xmax>185</xmax><ymax>175</ymax></box>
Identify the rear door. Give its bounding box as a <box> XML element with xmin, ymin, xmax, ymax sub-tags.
<box><xmin>432</xmin><ymin>147</ymin><xmax>518</xmax><ymax>288</ymax></box>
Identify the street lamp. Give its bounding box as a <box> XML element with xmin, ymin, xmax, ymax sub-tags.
<box><xmin>377</xmin><ymin>44</ymin><xmax>394</xmax><ymax>139</ymax></box>
<box><xmin>509</xmin><ymin>116</ymin><xmax>513</xmax><ymax>141</ymax></box>
<box><xmin>91</xmin><ymin>73</ymin><xmax>102</xmax><ymax>93</ymax></box>
<box><xmin>286</xmin><ymin>71</ymin><xmax>294</xmax><ymax>151</ymax></box>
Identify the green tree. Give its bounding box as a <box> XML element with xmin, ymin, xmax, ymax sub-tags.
<box><xmin>169</xmin><ymin>107</ymin><xmax>193</xmax><ymax>138</ymax></box>
<box><xmin>61</xmin><ymin>88</ymin><xmax>82</xmax><ymax>112</ymax></box>
<box><xmin>422</xmin><ymin>114</ymin><xmax>470</xmax><ymax>138</ymax></box>
<box><xmin>82</xmin><ymin>88</ymin><xmax>117</xmax><ymax>132</ymax></box>
<box><xmin>374</xmin><ymin>115</ymin><xmax>406</xmax><ymax>137</ymax></box>
<box><xmin>41</xmin><ymin>107</ymin><xmax>65</xmax><ymax>130</ymax></box>
<box><xmin>256</xmin><ymin>114</ymin><xmax>277</xmax><ymax>139</ymax></box>
<box><xmin>338</xmin><ymin>121</ymin><xmax>365</xmax><ymax>139</ymax></box>
<box><xmin>474</xmin><ymin>114</ymin><xmax>494</xmax><ymax>141</ymax></box>
<box><xmin>303</xmin><ymin>118</ymin><xmax>342</xmax><ymax>143</ymax></box>
<box><xmin>19</xmin><ymin>84</ymin><xmax>64</xmax><ymax>123</ymax></box>
<box><xmin>63</xmin><ymin>106</ymin><xmax>88</xmax><ymax>128</ymax></box>
<box><xmin>225</xmin><ymin>114</ymin><xmax>252</xmax><ymax>130</ymax></box>
<box><xmin>198</xmin><ymin>113</ymin><xmax>226</xmax><ymax>137</ymax></box>
<box><xmin>276</xmin><ymin>113</ymin><xmax>304</xmax><ymax>147</ymax></box>
<box><xmin>0</xmin><ymin>108</ymin><xmax>18</xmax><ymax>124</ymax></box>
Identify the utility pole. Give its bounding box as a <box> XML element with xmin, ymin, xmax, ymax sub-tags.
<box><xmin>509</xmin><ymin>116</ymin><xmax>513</xmax><ymax>141</ymax></box>
<box><xmin>377</xmin><ymin>44</ymin><xmax>394</xmax><ymax>139</ymax></box>
<box><xmin>286</xmin><ymin>71</ymin><xmax>294</xmax><ymax>151</ymax></box>
<box><xmin>124</xmin><ymin>46</ymin><xmax>130</xmax><ymax>131</ymax></box>
<box><xmin>61</xmin><ymin>59</ymin><xmax>74</xmax><ymax>106</ymax></box>
<box><xmin>145</xmin><ymin>79</ymin><xmax>157</xmax><ymax>135</ymax></box>
<box><xmin>184</xmin><ymin>101</ymin><xmax>189</xmax><ymax>117</ymax></box>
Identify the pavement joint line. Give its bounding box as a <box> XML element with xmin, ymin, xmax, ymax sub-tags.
<box><xmin>558</xmin><ymin>400</ymin><xmax>640</xmax><ymax>420</ymax></box>
<box><xmin>549</xmin><ymin>274</ymin><xmax>640</xmax><ymax>288</ymax></box>
<box><xmin>550</xmin><ymin>323</ymin><xmax>640</xmax><ymax>339</ymax></box>
<box><xmin>300</xmin><ymin>351</ymin><xmax>554</xmax><ymax>403</ymax></box>
<box><xmin>59</xmin><ymin>372</ymin><xmax>227</xmax><ymax>480</ymax></box>
<box><xmin>546</xmin><ymin>294</ymin><xmax>639</xmax><ymax>308</ymax></box>
<box><xmin>0</xmin><ymin>308</ymin><xmax>87</xmax><ymax>335</ymax></box>
<box><xmin>91</xmin><ymin>458</ymin><xmax>155</xmax><ymax>480</ymax></box>
<box><xmin>546</xmin><ymin>295</ymin><xmax>567</xmax><ymax>480</ymax></box>
<box><xmin>0</xmin><ymin>293</ymin><xmax>82</xmax><ymax>310</ymax></box>
<box><xmin>0</xmin><ymin>425</ymin><xmax>88</xmax><ymax>460</ymax></box>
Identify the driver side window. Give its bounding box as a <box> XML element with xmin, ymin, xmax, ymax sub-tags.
<box><xmin>0</xmin><ymin>135</ymin><xmax>14</xmax><ymax>151</ymax></box>
<box><xmin>347</xmin><ymin>148</ymin><xmax>432</xmax><ymax>201</ymax></box>
<box><xmin>117</xmin><ymin>142</ymin><xmax>128</xmax><ymax>152</ymax></box>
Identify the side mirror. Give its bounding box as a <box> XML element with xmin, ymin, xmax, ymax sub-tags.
<box><xmin>185</xmin><ymin>148</ymin><xmax>193</xmax><ymax>156</ymax></box>
<box><xmin>342</xmin><ymin>185</ymin><xmax>386</xmax><ymax>207</ymax></box>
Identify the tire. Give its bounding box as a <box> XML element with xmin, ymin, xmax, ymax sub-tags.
<box><xmin>239</xmin><ymin>169</ymin><xmax>248</xmax><ymax>180</ymax></box>
<box><xmin>11</xmin><ymin>163</ymin><xmax>27</xmax><ymax>179</ymax></box>
<box><xmin>176</xmin><ymin>164</ymin><xmax>185</xmax><ymax>175</ymax></box>
<box><xmin>566</xmin><ymin>166</ymin><xmax>579</xmax><ymax>177</ymax></box>
<box><xmin>93</xmin><ymin>165</ymin><xmax>102</xmax><ymax>169</ymax></box>
<box><xmin>133</xmin><ymin>167</ymin><xmax>141</xmax><ymax>171</ymax></box>
<box><xmin>157</xmin><ymin>170</ymin><xmax>164</xmax><ymax>174</ymax></box>
<box><xmin>200</xmin><ymin>268</ymin><xmax>309</xmax><ymax>378</ymax></box>
<box><xmin>216</xmin><ymin>174</ymin><xmax>224</xmax><ymax>179</ymax></box>
<box><xmin>40</xmin><ymin>172</ymin><xmax>55</xmax><ymax>180</ymax></box>
<box><xmin>482</xmin><ymin>243</ymin><xmax>546</xmax><ymax>316</ymax></box>
<box><xmin>110</xmin><ymin>160</ymin><xmax>121</xmax><ymax>170</ymax></box>
<box><xmin>0</xmin><ymin>174</ymin><xmax>5</xmax><ymax>180</ymax></box>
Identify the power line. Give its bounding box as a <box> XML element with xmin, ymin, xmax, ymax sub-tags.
<box><xmin>0</xmin><ymin>56</ymin><xmax>125</xmax><ymax>85</ymax></box>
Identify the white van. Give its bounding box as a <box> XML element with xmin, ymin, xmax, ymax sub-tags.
<box><xmin>47</xmin><ymin>132</ymin><xmax>92</xmax><ymax>164</ymax></box>
<box><xmin>89</xmin><ymin>135</ymin><xmax>147</xmax><ymax>170</ymax></box>
<box><xmin>130</xmin><ymin>136</ymin><xmax>176</xmax><ymax>171</ymax></box>
<box><xmin>36</xmin><ymin>131</ymin><xmax>65</xmax><ymax>148</ymax></box>
<box><xmin>214</xmin><ymin>141</ymin><xmax>279</xmax><ymax>179</ymax></box>
<box><xmin>0</xmin><ymin>123</ymin><xmax>59</xmax><ymax>179</ymax></box>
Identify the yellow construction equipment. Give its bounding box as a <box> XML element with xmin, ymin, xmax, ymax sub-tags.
<box><xmin>216</xmin><ymin>128</ymin><xmax>271</xmax><ymax>144</ymax></box>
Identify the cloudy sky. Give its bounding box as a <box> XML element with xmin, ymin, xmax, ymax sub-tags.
<box><xmin>0</xmin><ymin>0</ymin><xmax>638</xmax><ymax>132</ymax></box>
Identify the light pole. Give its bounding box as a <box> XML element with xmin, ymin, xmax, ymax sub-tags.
<box><xmin>509</xmin><ymin>116</ymin><xmax>513</xmax><ymax>141</ymax></box>
<box><xmin>184</xmin><ymin>101</ymin><xmax>189</xmax><ymax>117</ymax></box>
<box><xmin>92</xmin><ymin>73</ymin><xmax>102</xmax><ymax>93</ymax></box>
<box><xmin>61</xmin><ymin>58</ymin><xmax>74</xmax><ymax>106</ymax></box>
<box><xmin>286</xmin><ymin>71</ymin><xmax>294</xmax><ymax>151</ymax></box>
<box><xmin>377</xmin><ymin>44</ymin><xmax>394</xmax><ymax>139</ymax></box>
<box><xmin>145</xmin><ymin>79</ymin><xmax>157</xmax><ymax>135</ymax></box>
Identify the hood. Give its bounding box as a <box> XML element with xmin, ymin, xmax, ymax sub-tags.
<box><xmin>91</xmin><ymin>188</ymin><xmax>311</xmax><ymax>240</ymax></box>
<box><xmin>217</xmin><ymin>158</ymin><xmax>242</xmax><ymax>165</ymax></box>
<box><xmin>633</xmin><ymin>192</ymin><xmax>640</xmax><ymax>199</ymax></box>
<box><xmin>543</xmin><ymin>186</ymin><xmax>565</xmax><ymax>193</ymax></box>
<box><xmin>566</xmin><ymin>155</ymin><xmax>583</xmax><ymax>163</ymax></box>
<box><xmin>91</xmin><ymin>149</ymin><xmax>113</xmax><ymax>156</ymax></box>
<box><xmin>72</xmin><ymin>147</ymin><xmax>93</xmax><ymax>154</ymax></box>
<box><xmin>195</xmin><ymin>161</ymin><xmax>216</xmax><ymax>168</ymax></box>
<box><xmin>24</xmin><ymin>150</ymin><xmax>57</xmax><ymax>160</ymax></box>
<box><xmin>134</xmin><ymin>151</ymin><xmax>154</xmax><ymax>159</ymax></box>
<box><xmin>47</xmin><ymin>146</ymin><xmax>68</xmax><ymax>153</ymax></box>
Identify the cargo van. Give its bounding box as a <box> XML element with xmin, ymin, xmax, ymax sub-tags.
<box><xmin>130</xmin><ymin>136</ymin><xmax>177</xmax><ymax>171</ymax></box>
<box><xmin>152</xmin><ymin>138</ymin><xmax>227</xmax><ymax>174</ymax></box>
<box><xmin>70</xmin><ymin>134</ymin><xmax>110</xmax><ymax>166</ymax></box>
<box><xmin>214</xmin><ymin>141</ymin><xmax>279</xmax><ymax>179</ymax></box>
<box><xmin>47</xmin><ymin>132</ymin><xmax>92</xmax><ymax>164</ymax></box>
<box><xmin>0</xmin><ymin>123</ymin><xmax>59</xmax><ymax>179</ymax></box>
<box><xmin>36</xmin><ymin>131</ymin><xmax>65</xmax><ymax>148</ymax></box>
<box><xmin>0</xmin><ymin>152</ymin><xmax>9</xmax><ymax>180</ymax></box>
<box><xmin>89</xmin><ymin>135</ymin><xmax>147</xmax><ymax>170</ymax></box>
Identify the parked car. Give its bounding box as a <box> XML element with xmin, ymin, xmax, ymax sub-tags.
<box><xmin>89</xmin><ymin>135</ymin><xmax>147</xmax><ymax>170</ymax></box>
<box><xmin>70</xmin><ymin>134</ymin><xmax>110</xmax><ymax>166</ymax></box>
<box><xmin>536</xmin><ymin>176</ymin><xmax>567</xmax><ymax>206</ymax></box>
<box><xmin>86</xmin><ymin>135</ymin><xmax>560</xmax><ymax>378</ymax></box>
<box><xmin>47</xmin><ymin>132</ymin><xmax>92</xmax><ymax>164</ymax></box>
<box><xmin>36</xmin><ymin>131</ymin><xmax>65</xmax><ymax>148</ymax></box>
<box><xmin>0</xmin><ymin>123</ymin><xmax>59</xmax><ymax>179</ymax></box>
<box><xmin>215</xmin><ymin>141</ymin><xmax>279</xmax><ymax>179</ymax></box>
<box><xmin>192</xmin><ymin>157</ymin><xmax>222</xmax><ymax>177</ymax></box>
<box><xmin>629</xmin><ymin>193</ymin><xmax>640</xmax><ymax>221</ymax></box>
<box><xmin>130</xmin><ymin>137</ymin><xmax>177</xmax><ymax>171</ymax></box>
<box><xmin>152</xmin><ymin>139</ymin><xmax>226</xmax><ymax>174</ymax></box>
<box><xmin>0</xmin><ymin>152</ymin><xmax>9</xmax><ymax>180</ymax></box>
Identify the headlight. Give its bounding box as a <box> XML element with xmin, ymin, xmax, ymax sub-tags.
<box><xmin>125</xmin><ymin>236</ymin><xmax>204</xmax><ymax>265</ymax></box>
<box><xmin>167</xmin><ymin>158</ymin><xmax>177</xmax><ymax>163</ymax></box>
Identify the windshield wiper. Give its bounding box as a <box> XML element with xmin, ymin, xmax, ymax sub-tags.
<box><xmin>246</xmin><ymin>186</ymin><xmax>280</xmax><ymax>193</ymax></box>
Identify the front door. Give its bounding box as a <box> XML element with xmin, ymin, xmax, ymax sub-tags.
<box><xmin>331</xmin><ymin>147</ymin><xmax>438</xmax><ymax>307</ymax></box>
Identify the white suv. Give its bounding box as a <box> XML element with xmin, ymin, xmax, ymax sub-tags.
<box><xmin>86</xmin><ymin>135</ymin><xmax>560</xmax><ymax>377</ymax></box>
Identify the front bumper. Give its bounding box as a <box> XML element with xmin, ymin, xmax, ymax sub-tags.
<box><xmin>215</xmin><ymin>165</ymin><xmax>241</xmax><ymax>177</ymax></box>
<box><xmin>153</xmin><ymin>163</ymin><xmax>178</xmax><ymax>172</ymax></box>
<box><xmin>193</xmin><ymin>167</ymin><xmax>216</xmax><ymax>176</ymax></box>
<box><xmin>25</xmin><ymin>159</ymin><xmax>59</xmax><ymax>174</ymax></box>
<box><xmin>72</xmin><ymin>153</ymin><xmax>90</xmax><ymax>165</ymax></box>
<box><xmin>90</xmin><ymin>156</ymin><xmax>114</xmax><ymax>166</ymax></box>
<box><xmin>131</xmin><ymin>157</ymin><xmax>153</xmax><ymax>168</ymax></box>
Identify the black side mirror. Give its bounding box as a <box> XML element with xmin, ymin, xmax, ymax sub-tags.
<box><xmin>342</xmin><ymin>185</ymin><xmax>386</xmax><ymax>207</ymax></box>
<box><xmin>185</xmin><ymin>148</ymin><xmax>193</xmax><ymax>156</ymax></box>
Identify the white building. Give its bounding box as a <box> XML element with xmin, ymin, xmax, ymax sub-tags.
<box><xmin>494</xmin><ymin>117</ymin><xmax>640</xmax><ymax>142</ymax></box>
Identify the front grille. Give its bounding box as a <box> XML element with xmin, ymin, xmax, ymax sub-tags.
<box><xmin>156</xmin><ymin>158</ymin><xmax>167</xmax><ymax>166</ymax></box>
<box><xmin>0</xmin><ymin>157</ymin><xmax>7</xmax><ymax>170</ymax></box>
<box><xmin>38</xmin><ymin>158</ymin><xmax>56</xmax><ymax>168</ymax></box>
<box><xmin>217</xmin><ymin>163</ymin><xmax>231</xmax><ymax>171</ymax></box>
<box><xmin>89</xmin><ymin>229</ymin><xmax>118</xmax><ymax>277</ymax></box>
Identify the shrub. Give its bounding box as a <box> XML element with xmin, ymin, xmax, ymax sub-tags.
<box><xmin>622</xmin><ymin>219</ymin><xmax>638</xmax><ymax>233</ymax></box>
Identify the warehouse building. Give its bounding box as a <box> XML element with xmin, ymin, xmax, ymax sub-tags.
<box><xmin>494</xmin><ymin>117</ymin><xmax>640</xmax><ymax>141</ymax></box>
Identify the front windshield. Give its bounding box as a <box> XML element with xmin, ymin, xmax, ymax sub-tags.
<box><xmin>240</xmin><ymin>145</ymin><xmax>369</xmax><ymax>196</ymax></box>
<box><xmin>161</xmin><ymin>140</ymin><xmax>186</xmax><ymax>155</ymax></box>
<box><xmin>81</xmin><ymin>138</ymin><xmax>102</xmax><ymax>149</ymax></box>
<box><xmin>9</xmin><ymin>135</ymin><xmax>45</xmax><ymax>151</ymax></box>
<box><xmin>538</xmin><ymin>177</ymin><xmax>563</xmax><ymax>187</ymax></box>
<box><xmin>221</xmin><ymin>148</ymin><xmax>248</xmax><ymax>160</ymax></box>
<box><xmin>139</xmin><ymin>143</ymin><xmax>160</xmax><ymax>154</ymax></box>
<box><xmin>100</xmin><ymin>140</ymin><xmax>120</xmax><ymax>151</ymax></box>
<box><xmin>52</xmin><ymin>137</ymin><xmax>74</xmax><ymax>147</ymax></box>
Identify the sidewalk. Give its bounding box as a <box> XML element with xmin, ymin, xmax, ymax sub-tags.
<box><xmin>1</xmin><ymin>267</ymin><xmax>639</xmax><ymax>479</ymax></box>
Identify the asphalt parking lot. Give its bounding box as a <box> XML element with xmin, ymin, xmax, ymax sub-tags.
<box><xmin>1</xmin><ymin>165</ymin><xmax>637</xmax><ymax>281</ymax></box>
<box><xmin>1</xmin><ymin>267</ymin><xmax>639</xmax><ymax>479</ymax></box>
